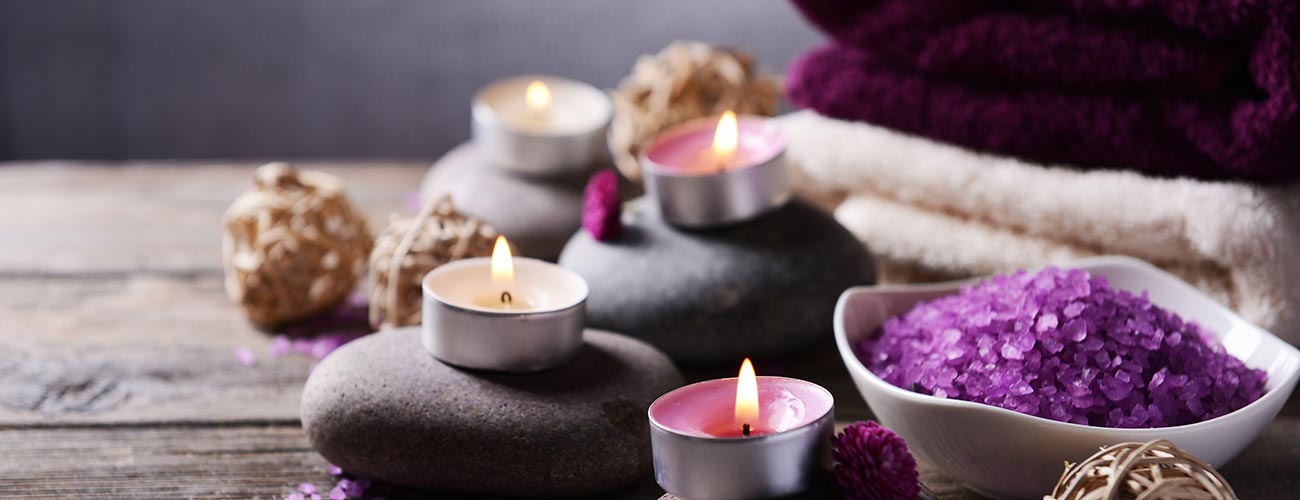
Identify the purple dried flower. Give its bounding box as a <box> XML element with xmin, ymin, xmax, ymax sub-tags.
<box><xmin>234</xmin><ymin>347</ymin><xmax>257</xmax><ymax>367</ymax></box>
<box><xmin>833</xmin><ymin>421</ymin><xmax>919</xmax><ymax>500</ymax></box>
<box><xmin>329</xmin><ymin>486</ymin><xmax>346</xmax><ymax>500</ymax></box>
<box><xmin>298</xmin><ymin>483</ymin><xmax>316</xmax><ymax>494</ymax></box>
<box><xmin>858</xmin><ymin>267</ymin><xmax>1268</xmax><ymax>428</ymax></box>
<box><xmin>582</xmin><ymin>169</ymin><xmax>621</xmax><ymax>241</ymax></box>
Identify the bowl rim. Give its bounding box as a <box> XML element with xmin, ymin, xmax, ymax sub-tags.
<box><xmin>833</xmin><ymin>255</ymin><xmax>1300</xmax><ymax>433</ymax></box>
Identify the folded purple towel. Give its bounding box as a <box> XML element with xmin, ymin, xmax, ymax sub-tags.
<box><xmin>786</xmin><ymin>0</ymin><xmax>1300</xmax><ymax>182</ymax></box>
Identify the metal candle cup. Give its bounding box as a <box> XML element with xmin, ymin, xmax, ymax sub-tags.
<box><xmin>640</xmin><ymin>114</ymin><xmax>791</xmax><ymax>228</ymax></box>
<box><xmin>648</xmin><ymin>376</ymin><xmax>835</xmax><ymax>499</ymax></box>
<box><xmin>472</xmin><ymin>75</ymin><xmax>612</xmax><ymax>177</ymax></box>
<box><xmin>421</xmin><ymin>257</ymin><xmax>588</xmax><ymax>372</ymax></box>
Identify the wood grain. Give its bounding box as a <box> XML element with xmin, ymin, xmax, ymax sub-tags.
<box><xmin>0</xmin><ymin>424</ymin><xmax>974</xmax><ymax>500</ymax></box>
<box><xmin>5</xmin><ymin>420</ymin><xmax>1290</xmax><ymax>500</ymax></box>
<box><xmin>0</xmin><ymin>274</ymin><xmax>316</xmax><ymax>425</ymax></box>
<box><xmin>0</xmin><ymin>161</ymin><xmax>425</xmax><ymax>275</ymax></box>
<box><xmin>0</xmin><ymin>424</ymin><xmax>331</xmax><ymax>500</ymax></box>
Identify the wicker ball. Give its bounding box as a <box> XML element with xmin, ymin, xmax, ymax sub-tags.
<box><xmin>608</xmin><ymin>40</ymin><xmax>782</xmax><ymax>183</ymax></box>
<box><xmin>368</xmin><ymin>196</ymin><xmax>498</xmax><ymax>330</ymax></box>
<box><xmin>222</xmin><ymin>163</ymin><xmax>374</xmax><ymax>330</ymax></box>
<box><xmin>1046</xmin><ymin>440</ymin><xmax>1238</xmax><ymax>500</ymax></box>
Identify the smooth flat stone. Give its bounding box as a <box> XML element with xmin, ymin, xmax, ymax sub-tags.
<box><xmin>559</xmin><ymin>198</ymin><xmax>875</xmax><ymax>363</ymax></box>
<box><xmin>301</xmin><ymin>328</ymin><xmax>684</xmax><ymax>498</ymax></box>
<box><xmin>420</xmin><ymin>143</ymin><xmax>586</xmax><ymax>261</ymax></box>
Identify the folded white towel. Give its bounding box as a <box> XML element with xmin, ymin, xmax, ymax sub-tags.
<box><xmin>777</xmin><ymin>111</ymin><xmax>1300</xmax><ymax>343</ymax></box>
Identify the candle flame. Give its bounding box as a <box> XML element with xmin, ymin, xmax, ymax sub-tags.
<box><xmin>735</xmin><ymin>357</ymin><xmax>759</xmax><ymax>430</ymax></box>
<box><xmin>525</xmin><ymin>80</ymin><xmax>551</xmax><ymax>113</ymax></box>
<box><xmin>712</xmin><ymin>110</ymin><xmax>739</xmax><ymax>168</ymax></box>
<box><xmin>491</xmin><ymin>235</ymin><xmax>514</xmax><ymax>291</ymax></box>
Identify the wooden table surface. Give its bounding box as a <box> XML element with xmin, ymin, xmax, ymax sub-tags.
<box><xmin>0</xmin><ymin>162</ymin><xmax>1296</xmax><ymax>500</ymax></box>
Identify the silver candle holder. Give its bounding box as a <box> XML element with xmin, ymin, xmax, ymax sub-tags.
<box><xmin>472</xmin><ymin>75</ymin><xmax>612</xmax><ymax>177</ymax></box>
<box><xmin>640</xmin><ymin>114</ymin><xmax>791</xmax><ymax>228</ymax></box>
<box><xmin>648</xmin><ymin>376</ymin><xmax>835</xmax><ymax>499</ymax></box>
<box><xmin>421</xmin><ymin>256</ymin><xmax>588</xmax><ymax>372</ymax></box>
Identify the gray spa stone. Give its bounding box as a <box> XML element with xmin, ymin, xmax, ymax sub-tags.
<box><xmin>559</xmin><ymin>198</ymin><xmax>875</xmax><ymax>363</ymax></box>
<box><xmin>301</xmin><ymin>327</ymin><xmax>683</xmax><ymax>498</ymax></box>
<box><xmin>420</xmin><ymin>143</ymin><xmax>587</xmax><ymax>261</ymax></box>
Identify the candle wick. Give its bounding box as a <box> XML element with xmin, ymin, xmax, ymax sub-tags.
<box><xmin>742</xmin><ymin>423</ymin><xmax>751</xmax><ymax>436</ymax></box>
<box><xmin>500</xmin><ymin>291</ymin><xmax>513</xmax><ymax>305</ymax></box>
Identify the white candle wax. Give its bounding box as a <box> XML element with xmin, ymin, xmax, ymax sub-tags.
<box><xmin>476</xmin><ymin>76</ymin><xmax>610</xmax><ymax>136</ymax></box>
<box><xmin>424</xmin><ymin>257</ymin><xmax>585</xmax><ymax>314</ymax></box>
<box><xmin>471</xmin><ymin>75</ymin><xmax>612</xmax><ymax>176</ymax></box>
<box><xmin>421</xmin><ymin>255</ymin><xmax>589</xmax><ymax>372</ymax></box>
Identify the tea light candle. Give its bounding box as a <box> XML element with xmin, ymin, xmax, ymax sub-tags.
<box><xmin>472</xmin><ymin>75</ymin><xmax>612</xmax><ymax>177</ymax></box>
<box><xmin>640</xmin><ymin>111</ymin><xmax>791</xmax><ymax>228</ymax></box>
<box><xmin>421</xmin><ymin>236</ymin><xmax>588</xmax><ymax>372</ymax></box>
<box><xmin>648</xmin><ymin>359</ymin><xmax>834</xmax><ymax>499</ymax></box>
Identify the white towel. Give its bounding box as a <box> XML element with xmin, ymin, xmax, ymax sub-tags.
<box><xmin>777</xmin><ymin>110</ymin><xmax>1300</xmax><ymax>343</ymax></box>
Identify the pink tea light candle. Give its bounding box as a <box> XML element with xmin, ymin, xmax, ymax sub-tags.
<box><xmin>640</xmin><ymin>111</ymin><xmax>791</xmax><ymax>228</ymax></box>
<box><xmin>648</xmin><ymin>359</ymin><xmax>835</xmax><ymax>499</ymax></box>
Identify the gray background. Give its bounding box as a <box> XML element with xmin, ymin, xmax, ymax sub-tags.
<box><xmin>0</xmin><ymin>1</ymin><xmax>821</xmax><ymax>160</ymax></box>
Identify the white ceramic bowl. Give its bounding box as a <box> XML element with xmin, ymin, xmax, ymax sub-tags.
<box><xmin>833</xmin><ymin>256</ymin><xmax>1300</xmax><ymax>500</ymax></box>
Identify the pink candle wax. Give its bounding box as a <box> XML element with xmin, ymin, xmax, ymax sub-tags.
<box><xmin>649</xmin><ymin>376</ymin><xmax>834</xmax><ymax>439</ymax></box>
<box><xmin>643</xmin><ymin>115</ymin><xmax>785</xmax><ymax>176</ymax></box>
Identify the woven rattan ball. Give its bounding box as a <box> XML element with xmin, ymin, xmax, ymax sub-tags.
<box><xmin>1045</xmin><ymin>440</ymin><xmax>1238</xmax><ymax>500</ymax></box>
<box><xmin>608</xmin><ymin>40</ymin><xmax>781</xmax><ymax>183</ymax></box>
<box><xmin>368</xmin><ymin>196</ymin><xmax>498</xmax><ymax>330</ymax></box>
<box><xmin>222</xmin><ymin>163</ymin><xmax>374</xmax><ymax>330</ymax></box>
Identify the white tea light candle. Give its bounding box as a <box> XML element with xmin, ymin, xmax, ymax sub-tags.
<box><xmin>472</xmin><ymin>75</ymin><xmax>612</xmax><ymax>176</ymax></box>
<box><xmin>422</xmin><ymin>236</ymin><xmax>587</xmax><ymax>372</ymax></box>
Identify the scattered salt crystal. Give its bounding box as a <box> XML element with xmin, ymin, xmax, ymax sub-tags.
<box><xmin>234</xmin><ymin>347</ymin><xmax>257</xmax><ymax>367</ymax></box>
<box><xmin>269</xmin><ymin>336</ymin><xmax>293</xmax><ymax>357</ymax></box>
<box><xmin>343</xmin><ymin>479</ymin><xmax>365</xmax><ymax>497</ymax></box>
<box><xmin>857</xmin><ymin>267</ymin><xmax>1267</xmax><ymax>428</ymax></box>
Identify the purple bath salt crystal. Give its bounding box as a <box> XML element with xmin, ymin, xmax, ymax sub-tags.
<box><xmin>1035</xmin><ymin>313</ymin><xmax>1058</xmax><ymax>333</ymax></box>
<box><xmin>856</xmin><ymin>267</ymin><xmax>1268</xmax><ymax>428</ymax></box>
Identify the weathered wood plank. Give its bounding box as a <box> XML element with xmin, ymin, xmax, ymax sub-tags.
<box><xmin>0</xmin><ymin>424</ymin><xmax>331</xmax><ymax>500</ymax></box>
<box><xmin>0</xmin><ymin>161</ymin><xmax>425</xmax><ymax>275</ymax></box>
<box><xmin>0</xmin><ymin>423</ymin><xmax>961</xmax><ymax>500</ymax></box>
<box><xmin>3</xmin><ymin>419</ymin><xmax>1296</xmax><ymax>500</ymax></box>
<box><xmin>0</xmin><ymin>270</ymin><xmax>872</xmax><ymax>425</ymax></box>
<box><xmin>0</xmin><ymin>274</ymin><xmax>316</xmax><ymax>424</ymax></box>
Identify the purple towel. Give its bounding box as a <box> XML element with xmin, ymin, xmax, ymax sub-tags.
<box><xmin>786</xmin><ymin>0</ymin><xmax>1300</xmax><ymax>182</ymax></box>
